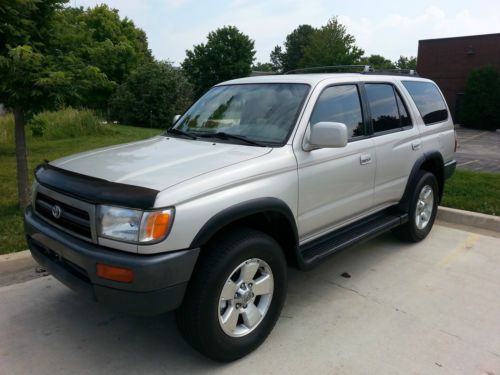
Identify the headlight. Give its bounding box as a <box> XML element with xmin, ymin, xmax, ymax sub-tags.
<box><xmin>97</xmin><ymin>205</ymin><xmax>174</xmax><ymax>244</ymax></box>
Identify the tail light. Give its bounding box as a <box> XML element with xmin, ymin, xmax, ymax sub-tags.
<box><xmin>454</xmin><ymin>131</ymin><xmax>458</xmax><ymax>152</ymax></box>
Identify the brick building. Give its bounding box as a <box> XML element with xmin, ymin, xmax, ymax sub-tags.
<box><xmin>417</xmin><ymin>33</ymin><xmax>500</xmax><ymax>121</ymax></box>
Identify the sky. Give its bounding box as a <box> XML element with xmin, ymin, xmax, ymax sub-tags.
<box><xmin>74</xmin><ymin>0</ymin><xmax>500</xmax><ymax>65</ymax></box>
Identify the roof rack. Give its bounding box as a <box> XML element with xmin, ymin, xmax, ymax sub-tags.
<box><xmin>284</xmin><ymin>65</ymin><xmax>419</xmax><ymax>77</ymax></box>
<box><xmin>361</xmin><ymin>68</ymin><xmax>419</xmax><ymax>77</ymax></box>
<box><xmin>285</xmin><ymin>65</ymin><xmax>371</xmax><ymax>74</ymax></box>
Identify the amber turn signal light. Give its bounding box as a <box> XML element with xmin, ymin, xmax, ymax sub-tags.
<box><xmin>139</xmin><ymin>210</ymin><xmax>172</xmax><ymax>242</ymax></box>
<box><xmin>96</xmin><ymin>263</ymin><xmax>133</xmax><ymax>283</ymax></box>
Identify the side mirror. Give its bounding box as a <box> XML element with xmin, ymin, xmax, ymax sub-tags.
<box><xmin>172</xmin><ymin>114</ymin><xmax>181</xmax><ymax>125</ymax></box>
<box><xmin>305</xmin><ymin>122</ymin><xmax>348</xmax><ymax>151</ymax></box>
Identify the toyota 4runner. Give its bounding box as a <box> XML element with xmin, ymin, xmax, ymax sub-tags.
<box><xmin>25</xmin><ymin>68</ymin><xmax>456</xmax><ymax>361</ymax></box>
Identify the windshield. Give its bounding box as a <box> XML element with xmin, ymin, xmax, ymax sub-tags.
<box><xmin>173</xmin><ymin>83</ymin><xmax>310</xmax><ymax>145</ymax></box>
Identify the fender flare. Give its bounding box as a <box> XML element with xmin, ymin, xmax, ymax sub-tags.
<box><xmin>189</xmin><ymin>197</ymin><xmax>298</xmax><ymax>249</ymax></box>
<box><xmin>398</xmin><ymin>151</ymin><xmax>444</xmax><ymax>212</ymax></box>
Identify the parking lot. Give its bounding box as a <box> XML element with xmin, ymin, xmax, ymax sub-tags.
<box><xmin>1</xmin><ymin>224</ymin><xmax>499</xmax><ymax>375</ymax></box>
<box><xmin>455</xmin><ymin>126</ymin><xmax>500</xmax><ymax>173</ymax></box>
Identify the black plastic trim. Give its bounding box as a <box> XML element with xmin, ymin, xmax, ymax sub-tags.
<box><xmin>190</xmin><ymin>197</ymin><xmax>298</xmax><ymax>248</ymax></box>
<box><xmin>297</xmin><ymin>209</ymin><xmax>408</xmax><ymax>270</ymax></box>
<box><xmin>444</xmin><ymin>160</ymin><xmax>456</xmax><ymax>179</ymax></box>
<box><xmin>35</xmin><ymin>162</ymin><xmax>159</xmax><ymax>209</ymax></box>
<box><xmin>398</xmin><ymin>151</ymin><xmax>444</xmax><ymax>212</ymax></box>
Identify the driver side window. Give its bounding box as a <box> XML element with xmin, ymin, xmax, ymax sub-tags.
<box><xmin>310</xmin><ymin>85</ymin><xmax>365</xmax><ymax>139</ymax></box>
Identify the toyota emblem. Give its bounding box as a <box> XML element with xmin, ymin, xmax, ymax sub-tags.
<box><xmin>52</xmin><ymin>205</ymin><xmax>62</xmax><ymax>219</ymax></box>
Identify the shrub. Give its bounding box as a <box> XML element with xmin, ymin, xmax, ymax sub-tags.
<box><xmin>460</xmin><ymin>65</ymin><xmax>500</xmax><ymax>130</ymax></box>
<box><xmin>28</xmin><ymin>107</ymin><xmax>114</xmax><ymax>139</ymax></box>
<box><xmin>110</xmin><ymin>61</ymin><xmax>193</xmax><ymax>128</ymax></box>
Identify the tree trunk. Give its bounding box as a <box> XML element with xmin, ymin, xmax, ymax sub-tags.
<box><xmin>14</xmin><ymin>108</ymin><xmax>30</xmax><ymax>209</ymax></box>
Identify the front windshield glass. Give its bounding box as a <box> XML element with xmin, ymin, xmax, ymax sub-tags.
<box><xmin>173</xmin><ymin>83</ymin><xmax>310</xmax><ymax>145</ymax></box>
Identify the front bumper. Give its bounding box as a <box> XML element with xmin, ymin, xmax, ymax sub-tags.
<box><xmin>24</xmin><ymin>207</ymin><xmax>199</xmax><ymax>315</ymax></box>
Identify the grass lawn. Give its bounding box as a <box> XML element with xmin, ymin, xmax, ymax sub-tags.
<box><xmin>0</xmin><ymin>125</ymin><xmax>161</xmax><ymax>254</ymax></box>
<box><xmin>441</xmin><ymin>169</ymin><xmax>500</xmax><ymax>216</ymax></box>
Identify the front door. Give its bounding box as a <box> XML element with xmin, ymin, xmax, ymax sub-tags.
<box><xmin>295</xmin><ymin>84</ymin><xmax>376</xmax><ymax>241</ymax></box>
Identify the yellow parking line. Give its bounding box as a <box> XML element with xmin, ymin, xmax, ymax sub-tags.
<box><xmin>438</xmin><ymin>233</ymin><xmax>480</xmax><ymax>267</ymax></box>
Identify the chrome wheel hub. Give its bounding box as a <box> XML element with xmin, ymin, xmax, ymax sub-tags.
<box><xmin>218</xmin><ymin>258</ymin><xmax>274</xmax><ymax>337</ymax></box>
<box><xmin>415</xmin><ymin>185</ymin><xmax>434</xmax><ymax>230</ymax></box>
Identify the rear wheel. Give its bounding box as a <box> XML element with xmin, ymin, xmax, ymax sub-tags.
<box><xmin>393</xmin><ymin>171</ymin><xmax>439</xmax><ymax>242</ymax></box>
<box><xmin>176</xmin><ymin>228</ymin><xmax>287</xmax><ymax>362</ymax></box>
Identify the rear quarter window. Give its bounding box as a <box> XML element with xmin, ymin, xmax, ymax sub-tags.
<box><xmin>402</xmin><ymin>81</ymin><xmax>449</xmax><ymax>125</ymax></box>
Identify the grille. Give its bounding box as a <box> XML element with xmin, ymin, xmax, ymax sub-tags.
<box><xmin>35</xmin><ymin>192</ymin><xmax>92</xmax><ymax>239</ymax></box>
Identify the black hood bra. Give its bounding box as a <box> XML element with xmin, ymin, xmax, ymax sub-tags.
<box><xmin>35</xmin><ymin>162</ymin><xmax>159</xmax><ymax>209</ymax></box>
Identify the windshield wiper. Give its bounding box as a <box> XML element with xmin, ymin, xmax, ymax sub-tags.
<box><xmin>195</xmin><ymin>132</ymin><xmax>266</xmax><ymax>147</ymax></box>
<box><xmin>166</xmin><ymin>128</ymin><xmax>198</xmax><ymax>140</ymax></box>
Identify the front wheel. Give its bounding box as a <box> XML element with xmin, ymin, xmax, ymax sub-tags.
<box><xmin>176</xmin><ymin>228</ymin><xmax>287</xmax><ymax>362</ymax></box>
<box><xmin>393</xmin><ymin>171</ymin><xmax>439</xmax><ymax>242</ymax></box>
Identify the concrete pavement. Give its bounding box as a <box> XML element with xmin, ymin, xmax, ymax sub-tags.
<box><xmin>1</xmin><ymin>224</ymin><xmax>499</xmax><ymax>374</ymax></box>
<box><xmin>455</xmin><ymin>126</ymin><xmax>500</xmax><ymax>173</ymax></box>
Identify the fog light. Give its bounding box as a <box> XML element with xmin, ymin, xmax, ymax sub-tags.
<box><xmin>96</xmin><ymin>263</ymin><xmax>133</xmax><ymax>283</ymax></box>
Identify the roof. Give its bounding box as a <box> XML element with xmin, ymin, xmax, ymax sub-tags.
<box><xmin>419</xmin><ymin>32</ymin><xmax>500</xmax><ymax>43</ymax></box>
<box><xmin>218</xmin><ymin>73</ymin><xmax>429</xmax><ymax>86</ymax></box>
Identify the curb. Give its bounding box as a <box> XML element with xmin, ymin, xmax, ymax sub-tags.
<box><xmin>437</xmin><ymin>206</ymin><xmax>500</xmax><ymax>233</ymax></box>
<box><xmin>0</xmin><ymin>249</ymin><xmax>32</xmax><ymax>262</ymax></box>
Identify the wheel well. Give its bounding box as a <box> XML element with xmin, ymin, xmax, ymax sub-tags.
<box><xmin>201</xmin><ymin>211</ymin><xmax>299</xmax><ymax>268</ymax></box>
<box><xmin>420</xmin><ymin>157</ymin><xmax>444</xmax><ymax>202</ymax></box>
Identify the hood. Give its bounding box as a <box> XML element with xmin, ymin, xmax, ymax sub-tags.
<box><xmin>51</xmin><ymin>136</ymin><xmax>271</xmax><ymax>191</ymax></box>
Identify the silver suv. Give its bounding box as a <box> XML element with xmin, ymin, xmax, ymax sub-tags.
<box><xmin>25</xmin><ymin>69</ymin><xmax>456</xmax><ymax>361</ymax></box>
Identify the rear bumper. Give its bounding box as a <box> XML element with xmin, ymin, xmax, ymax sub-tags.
<box><xmin>24</xmin><ymin>207</ymin><xmax>199</xmax><ymax>315</ymax></box>
<box><xmin>444</xmin><ymin>159</ymin><xmax>456</xmax><ymax>179</ymax></box>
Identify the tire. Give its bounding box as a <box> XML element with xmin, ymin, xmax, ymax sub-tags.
<box><xmin>393</xmin><ymin>171</ymin><xmax>439</xmax><ymax>242</ymax></box>
<box><xmin>176</xmin><ymin>227</ymin><xmax>287</xmax><ymax>362</ymax></box>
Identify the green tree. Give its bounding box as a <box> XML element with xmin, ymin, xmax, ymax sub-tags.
<box><xmin>271</xmin><ymin>24</ymin><xmax>317</xmax><ymax>72</ymax></box>
<box><xmin>50</xmin><ymin>5</ymin><xmax>152</xmax><ymax>111</ymax></box>
<box><xmin>0</xmin><ymin>1</ymin><xmax>150</xmax><ymax>208</ymax></box>
<box><xmin>252</xmin><ymin>62</ymin><xmax>274</xmax><ymax>72</ymax></box>
<box><xmin>270</xmin><ymin>45</ymin><xmax>284</xmax><ymax>72</ymax></box>
<box><xmin>301</xmin><ymin>17</ymin><xmax>364</xmax><ymax>68</ymax></box>
<box><xmin>395</xmin><ymin>56</ymin><xmax>417</xmax><ymax>70</ymax></box>
<box><xmin>460</xmin><ymin>65</ymin><xmax>500</xmax><ymax>130</ymax></box>
<box><xmin>182</xmin><ymin>26</ymin><xmax>255</xmax><ymax>98</ymax></box>
<box><xmin>0</xmin><ymin>0</ymin><xmax>68</xmax><ymax>208</ymax></box>
<box><xmin>56</xmin><ymin>6</ymin><xmax>152</xmax><ymax>85</ymax></box>
<box><xmin>110</xmin><ymin>62</ymin><xmax>193</xmax><ymax>128</ymax></box>
<box><xmin>360</xmin><ymin>54</ymin><xmax>395</xmax><ymax>69</ymax></box>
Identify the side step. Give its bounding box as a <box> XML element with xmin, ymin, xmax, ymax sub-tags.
<box><xmin>297</xmin><ymin>210</ymin><xmax>408</xmax><ymax>270</ymax></box>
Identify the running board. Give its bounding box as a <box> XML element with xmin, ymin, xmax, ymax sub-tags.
<box><xmin>297</xmin><ymin>210</ymin><xmax>408</xmax><ymax>270</ymax></box>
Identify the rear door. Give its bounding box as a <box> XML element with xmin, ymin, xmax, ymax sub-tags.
<box><xmin>364</xmin><ymin>81</ymin><xmax>424</xmax><ymax>207</ymax></box>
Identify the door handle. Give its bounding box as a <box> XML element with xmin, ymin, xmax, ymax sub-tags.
<box><xmin>360</xmin><ymin>153</ymin><xmax>372</xmax><ymax>165</ymax></box>
<box><xmin>412</xmin><ymin>140</ymin><xmax>422</xmax><ymax>150</ymax></box>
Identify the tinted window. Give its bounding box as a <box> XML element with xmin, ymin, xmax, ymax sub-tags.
<box><xmin>365</xmin><ymin>84</ymin><xmax>401</xmax><ymax>132</ymax></box>
<box><xmin>310</xmin><ymin>85</ymin><xmax>364</xmax><ymax>138</ymax></box>
<box><xmin>402</xmin><ymin>81</ymin><xmax>448</xmax><ymax>124</ymax></box>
